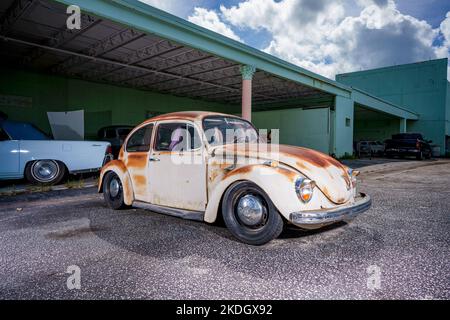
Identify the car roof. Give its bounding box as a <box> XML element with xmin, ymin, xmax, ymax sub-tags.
<box><xmin>142</xmin><ymin>111</ymin><xmax>238</xmax><ymax>124</ymax></box>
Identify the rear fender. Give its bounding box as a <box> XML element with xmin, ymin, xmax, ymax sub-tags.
<box><xmin>98</xmin><ymin>160</ymin><xmax>134</xmax><ymax>205</ymax></box>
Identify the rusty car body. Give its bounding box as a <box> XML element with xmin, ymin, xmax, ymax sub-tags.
<box><xmin>99</xmin><ymin>111</ymin><xmax>371</xmax><ymax>245</ymax></box>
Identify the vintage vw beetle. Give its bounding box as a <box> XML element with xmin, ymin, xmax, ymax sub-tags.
<box><xmin>99</xmin><ymin>111</ymin><xmax>371</xmax><ymax>245</ymax></box>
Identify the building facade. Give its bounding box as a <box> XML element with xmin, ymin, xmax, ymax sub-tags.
<box><xmin>337</xmin><ymin>59</ymin><xmax>450</xmax><ymax>156</ymax></box>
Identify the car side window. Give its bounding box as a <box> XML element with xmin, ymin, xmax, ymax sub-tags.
<box><xmin>155</xmin><ymin>122</ymin><xmax>202</xmax><ymax>152</ymax></box>
<box><xmin>0</xmin><ymin>128</ymin><xmax>10</xmax><ymax>141</ymax></box>
<box><xmin>126</xmin><ymin>124</ymin><xmax>153</xmax><ymax>152</ymax></box>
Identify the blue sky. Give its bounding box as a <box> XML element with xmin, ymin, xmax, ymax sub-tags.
<box><xmin>140</xmin><ymin>0</ymin><xmax>450</xmax><ymax>79</ymax></box>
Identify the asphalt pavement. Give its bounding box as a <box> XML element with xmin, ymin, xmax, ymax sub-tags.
<box><xmin>0</xmin><ymin>160</ymin><xmax>449</xmax><ymax>299</ymax></box>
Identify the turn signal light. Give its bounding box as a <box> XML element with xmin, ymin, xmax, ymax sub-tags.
<box><xmin>295</xmin><ymin>177</ymin><xmax>316</xmax><ymax>203</ymax></box>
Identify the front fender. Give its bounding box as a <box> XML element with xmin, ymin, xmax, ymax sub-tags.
<box><xmin>98</xmin><ymin>160</ymin><xmax>134</xmax><ymax>205</ymax></box>
<box><xmin>204</xmin><ymin>164</ymin><xmax>301</xmax><ymax>223</ymax></box>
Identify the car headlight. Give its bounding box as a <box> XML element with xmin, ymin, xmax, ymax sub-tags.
<box><xmin>295</xmin><ymin>177</ymin><xmax>316</xmax><ymax>203</ymax></box>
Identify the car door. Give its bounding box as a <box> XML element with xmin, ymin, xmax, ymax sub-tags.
<box><xmin>124</xmin><ymin>123</ymin><xmax>154</xmax><ymax>201</ymax></box>
<box><xmin>0</xmin><ymin>127</ymin><xmax>20</xmax><ymax>178</ymax></box>
<box><xmin>147</xmin><ymin>120</ymin><xmax>207</xmax><ymax>211</ymax></box>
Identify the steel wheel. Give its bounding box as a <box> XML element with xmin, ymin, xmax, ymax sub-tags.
<box><xmin>222</xmin><ymin>181</ymin><xmax>284</xmax><ymax>245</ymax></box>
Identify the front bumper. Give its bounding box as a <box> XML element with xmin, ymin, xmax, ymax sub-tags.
<box><xmin>289</xmin><ymin>193</ymin><xmax>371</xmax><ymax>226</ymax></box>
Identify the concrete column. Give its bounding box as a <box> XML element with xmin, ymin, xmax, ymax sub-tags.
<box><xmin>333</xmin><ymin>95</ymin><xmax>354</xmax><ymax>157</ymax></box>
<box><xmin>240</xmin><ymin>65</ymin><xmax>256</xmax><ymax>121</ymax></box>
<box><xmin>399</xmin><ymin>118</ymin><xmax>407</xmax><ymax>133</ymax></box>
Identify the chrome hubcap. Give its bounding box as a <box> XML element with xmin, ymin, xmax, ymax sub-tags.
<box><xmin>237</xmin><ymin>195</ymin><xmax>264</xmax><ymax>226</ymax></box>
<box><xmin>109</xmin><ymin>178</ymin><xmax>120</xmax><ymax>198</ymax></box>
<box><xmin>32</xmin><ymin>160</ymin><xmax>58</xmax><ymax>182</ymax></box>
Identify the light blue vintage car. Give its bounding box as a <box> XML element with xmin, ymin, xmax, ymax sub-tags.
<box><xmin>0</xmin><ymin>118</ymin><xmax>112</xmax><ymax>185</ymax></box>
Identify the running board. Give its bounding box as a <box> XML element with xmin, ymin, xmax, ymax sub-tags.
<box><xmin>132</xmin><ymin>201</ymin><xmax>205</xmax><ymax>222</ymax></box>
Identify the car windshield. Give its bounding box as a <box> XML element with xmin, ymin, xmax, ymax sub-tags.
<box><xmin>202</xmin><ymin>116</ymin><xmax>259</xmax><ymax>146</ymax></box>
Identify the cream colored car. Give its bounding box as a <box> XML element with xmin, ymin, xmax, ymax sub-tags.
<box><xmin>99</xmin><ymin>112</ymin><xmax>371</xmax><ymax>245</ymax></box>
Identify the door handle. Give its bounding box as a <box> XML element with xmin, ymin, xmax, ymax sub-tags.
<box><xmin>149</xmin><ymin>157</ymin><xmax>160</xmax><ymax>162</ymax></box>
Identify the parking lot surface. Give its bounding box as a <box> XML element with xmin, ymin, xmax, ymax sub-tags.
<box><xmin>0</xmin><ymin>160</ymin><xmax>449</xmax><ymax>299</ymax></box>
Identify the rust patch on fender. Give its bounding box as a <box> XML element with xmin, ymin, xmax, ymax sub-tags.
<box><xmin>278</xmin><ymin>168</ymin><xmax>298</xmax><ymax>182</ymax></box>
<box><xmin>295</xmin><ymin>161</ymin><xmax>309</xmax><ymax>171</ymax></box>
<box><xmin>122</xmin><ymin>176</ymin><xmax>134</xmax><ymax>205</ymax></box>
<box><xmin>223</xmin><ymin>165</ymin><xmax>254</xmax><ymax>179</ymax></box>
<box><xmin>278</xmin><ymin>145</ymin><xmax>343</xmax><ymax>169</ymax></box>
<box><xmin>209</xmin><ymin>169</ymin><xmax>221</xmax><ymax>182</ymax></box>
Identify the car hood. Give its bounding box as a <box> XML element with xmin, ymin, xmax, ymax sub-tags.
<box><xmin>214</xmin><ymin>144</ymin><xmax>352</xmax><ymax>204</ymax></box>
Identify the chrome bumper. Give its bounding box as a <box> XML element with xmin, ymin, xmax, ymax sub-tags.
<box><xmin>289</xmin><ymin>193</ymin><xmax>372</xmax><ymax>226</ymax></box>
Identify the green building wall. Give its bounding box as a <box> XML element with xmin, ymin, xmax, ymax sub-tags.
<box><xmin>252</xmin><ymin>107</ymin><xmax>332</xmax><ymax>154</ymax></box>
<box><xmin>0</xmin><ymin>67</ymin><xmax>239</xmax><ymax>139</ymax></box>
<box><xmin>353</xmin><ymin>118</ymin><xmax>400</xmax><ymax>142</ymax></box>
<box><xmin>337</xmin><ymin>58</ymin><xmax>449</xmax><ymax>155</ymax></box>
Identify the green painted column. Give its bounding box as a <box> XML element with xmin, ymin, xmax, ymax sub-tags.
<box><xmin>399</xmin><ymin>118</ymin><xmax>407</xmax><ymax>133</ymax></box>
<box><xmin>334</xmin><ymin>95</ymin><xmax>354</xmax><ymax>157</ymax></box>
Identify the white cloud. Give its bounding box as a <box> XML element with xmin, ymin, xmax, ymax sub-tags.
<box><xmin>219</xmin><ymin>0</ymin><xmax>448</xmax><ymax>79</ymax></box>
<box><xmin>436</xmin><ymin>12</ymin><xmax>450</xmax><ymax>57</ymax></box>
<box><xmin>188</xmin><ymin>7</ymin><xmax>242</xmax><ymax>42</ymax></box>
<box><xmin>435</xmin><ymin>12</ymin><xmax>450</xmax><ymax>80</ymax></box>
<box><xmin>142</xmin><ymin>0</ymin><xmax>450</xmax><ymax>80</ymax></box>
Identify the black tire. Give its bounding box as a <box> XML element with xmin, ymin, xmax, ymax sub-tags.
<box><xmin>221</xmin><ymin>181</ymin><xmax>284</xmax><ymax>245</ymax></box>
<box><xmin>25</xmin><ymin>160</ymin><xmax>66</xmax><ymax>185</ymax></box>
<box><xmin>103</xmin><ymin>171</ymin><xmax>128</xmax><ymax>210</ymax></box>
<box><xmin>416</xmin><ymin>151</ymin><xmax>423</xmax><ymax>161</ymax></box>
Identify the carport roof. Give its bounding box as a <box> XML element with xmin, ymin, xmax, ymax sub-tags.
<box><xmin>0</xmin><ymin>0</ymin><xmax>339</xmax><ymax>109</ymax></box>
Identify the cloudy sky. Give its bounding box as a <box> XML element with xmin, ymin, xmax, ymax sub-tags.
<box><xmin>139</xmin><ymin>0</ymin><xmax>450</xmax><ymax>80</ymax></box>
